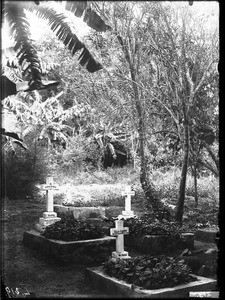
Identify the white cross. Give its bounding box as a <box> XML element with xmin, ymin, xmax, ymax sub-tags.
<box><xmin>65</xmin><ymin>184</ymin><xmax>72</xmax><ymax>203</ymax></box>
<box><xmin>41</xmin><ymin>177</ymin><xmax>59</xmax><ymax>212</ymax></box>
<box><xmin>120</xmin><ymin>185</ymin><xmax>135</xmax><ymax>218</ymax></box>
<box><xmin>35</xmin><ymin>177</ymin><xmax>61</xmax><ymax>232</ymax></box>
<box><xmin>110</xmin><ymin>219</ymin><xmax>130</xmax><ymax>259</ymax></box>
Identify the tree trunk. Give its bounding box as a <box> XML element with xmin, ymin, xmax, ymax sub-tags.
<box><xmin>129</xmin><ymin>68</ymin><xmax>161</xmax><ymax>212</ymax></box>
<box><xmin>175</xmin><ymin>121</ymin><xmax>189</xmax><ymax>225</ymax></box>
<box><xmin>116</xmin><ymin>33</ymin><xmax>164</xmax><ymax>215</ymax></box>
<box><xmin>193</xmin><ymin>163</ymin><xmax>198</xmax><ymax>207</ymax></box>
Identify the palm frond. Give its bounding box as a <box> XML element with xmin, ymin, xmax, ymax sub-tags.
<box><xmin>3</xmin><ymin>1</ymin><xmax>43</xmax><ymax>89</ymax></box>
<box><xmin>13</xmin><ymin>139</ymin><xmax>28</xmax><ymax>150</ymax></box>
<box><xmin>1</xmin><ymin>128</ymin><xmax>23</xmax><ymax>142</ymax></box>
<box><xmin>25</xmin><ymin>3</ymin><xmax>102</xmax><ymax>72</ymax></box>
<box><xmin>64</xmin><ymin>1</ymin><xmax>111</xmax><ymax>32</ymax></box>
<box><xmin>1</xmin><ymin>75</ymin><xmax>59</xmax><ymax>100</ymax></box>
<box><xmin>1</xmin><ymin>75</ymin><xmax>17</xmax><ymax>99</ymax></box>
<box><xmin>3</xmin><ymin>137</ymin><xmax>27</xmax><ymax>156</ymax></box>
<box><xmin>3</xmin><ymin>139</ymin><xmax>16</xmax><ymax>156</ymax></box>
<box><xmin>83</xmin><ymin>7</ymin><xmax>111</xmax><ymax>32</ymax></box>
<box><xmin>2</xmin><ymin>46</ymin><xmax>60</xmax><ymax>76</ymax></box>
<box><xmin>64</xmin><ymin>1</ymin><xmax>87</xmax><ymax>18</ymax></box>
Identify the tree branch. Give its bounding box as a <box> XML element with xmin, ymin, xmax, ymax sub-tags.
<box><xmin>197</xmin><ymin>158</ymin><xmax>219</xmax><ymax>177</ymax></box>
<box><xmin>194</xmin><ymin>61</ymin><xmax>216</xmax><ymax>94</ymax></box>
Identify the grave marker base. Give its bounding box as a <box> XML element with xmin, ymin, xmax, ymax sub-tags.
<box><xmin>118</xmin><ymin>212</ymin><xmax>135</xmax><ymax>220</ymax></box>
<box><xmin>122</xmin><ymin>210</ymin><xmax>134</xmax><ymax>215</ymax></box>
<box><xmin>39</xmin><ymin>217</ymin><xmax>61</xmax><ymax>227</ymax></box>
<box><xmin>112</xmin><ymin>251</ymin><xmax>130</xmax><ymax>259</ymax></box>
<box><xmin>35</xmin><ymin>223</ymin><xmax>45</xmax><ymax>233</ymax></box>
<box><xmin>43</xmin><ymin>211</ymin><xmax>57</xmax><ymax>218</ymax></box>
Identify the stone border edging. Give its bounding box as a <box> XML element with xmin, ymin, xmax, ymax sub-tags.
<box><xmin>85</xmin><ymin>266</ymin><xmax>217</xmax><ymax>297</ymax></box>
<box><xmin>23</xmin><ymin>230</ymin><xmax>116</xmax><ymax>263</ymax></box>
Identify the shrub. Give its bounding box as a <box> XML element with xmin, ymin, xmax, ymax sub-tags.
<box><xmin>103</xmin><ymin>215</ymin><xmax>183</xmax><ymax>239</ymax></box>
<box><xmin>41</xmin><ymin>214</ymin><xmax>105</xmax><ymax>241</ymax></box>
<box><xmin>2</xmin><ymin>133</ymin><xmax>51</xmax><ymax>199</ymax></box>
<box><xmin>103</xmin><ymin>255</ymin><xmax>197</xmax><ymax>289</ymax></box>
<box><xmin>124</xmin><ymin>216</ymin><xmax>182</xmax><ymax>237</ymax></box>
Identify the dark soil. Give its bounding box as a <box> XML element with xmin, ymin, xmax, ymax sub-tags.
<box><xmin>1</xmin><ymin>198</ymin><xmax>219</xmax><ymax>298</ymax></box>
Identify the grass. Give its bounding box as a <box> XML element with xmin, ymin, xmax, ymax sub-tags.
<box><xmin>47</xmin><ymin>165</ymin><xmax>219</xmax><ymax>210</ymax></box>
<box><xmin>150</xmin><ymin>166</ymin><xmax>219</xmax><ymax>203</ymax></box>
<box><xmin>52</xmin><ymin>164</ymin><xmax>140</xmax><ymax>186</ymax></box>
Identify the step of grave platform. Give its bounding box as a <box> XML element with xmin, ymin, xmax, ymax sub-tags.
<box><xmin>194</xmin><ymin>228</ymin><xmax>219</xmax><ymax>244</ymax></box>
<box><xmin>84</xmin><ymin>266</ymin><xmax>217</xmax><ymax>298</ymax></box>
<box><xmin>23</xmin><ymin>230</ymin><xmax>116</xmax><ymax>263</ymax></box>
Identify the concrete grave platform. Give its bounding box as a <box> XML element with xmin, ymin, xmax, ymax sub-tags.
<box><xmin>54</xmin><ymin>205</ymin><xmax>105</xmax><ymax>220</ymax></box>
<box><xmin>194</xmin><ymin>228</ymin><xmax>219</xmax><ymax>243</ymax></box>
<box><xmin>54</xmin><ymin>205</ymin><xmax>141</xmax><ymax>219</ymax></box>
<box><xmin>85</xmin><ymin>266</ymin><xmax>217</xmax><ymax>298</ymax></box>
<box><xmin>23</xmin><ymin>230</ymin><xmax>115</xmax><ymax>263</ymax></box>
<box><xmin>125</xmin><ymin>233</ymin><xmax>194</xmax><ymax>255</ymax></box>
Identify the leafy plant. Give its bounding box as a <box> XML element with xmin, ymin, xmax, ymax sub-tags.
<box><xmin>2</xmin><ymin>1</ymin><xmax>111</xmax><ymax>91</ymax></box>
<box><xmin>124</xmin><ymin>217</ymin><xmax>182</xmax><ymax>237</ymax></box>
<box><xmin>103</xmin><ymin>255</ymin><xmax>197</xmax><ymax>289</ymax></box>
<box><xmin>2</xmin><ymin>129</ymin><xmax>51</xmax><ymax>199</ymax></box>
<box><xmin>41</xmin><ymin>215</ymin><xmax>105</xmax><ymax>241</ymax></box>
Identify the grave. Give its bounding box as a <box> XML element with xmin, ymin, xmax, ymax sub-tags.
<box><xmin>23</xmin><ymin>178</ymin><xmax>116</xmax><ymax>263</ymax></box>
<box><xmin>84</xmin><ymin>200</ymin><xmax>213</xmax><ymax>296</ymax></box>
<box><xmin>54</xmin><ymin>185</ymin><xmax>106</xmax><ymax>224</ymax></box>
<box><xmin>194</xmin><ymin>228</ymin><xmax>219</xmax><ymax>244</ymax></box>
<box><xmin>110</xmin><ymin>219</ymin><xmax>130</xmax><ymax>259</ymax></box>
<box><xmin>85</xmin><ymin>267</ymin><xmax>217</xmax><ymax>297</ymax></box>
<box><xmin>35</xmin><ymin>177</ymin><xmax>61</xmax><ymax>233</ymax></box>
<box><xmin>118</xmin><ymin>186</ymin><xmax>135</xmax><ymax>219</ymax></box>
<box><xmin>125</xmin><ymin>232</ymin><xmax>194</xmax><ymax>255</ymax></box>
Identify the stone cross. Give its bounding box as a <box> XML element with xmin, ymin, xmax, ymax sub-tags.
<box><xmin>41</xmin><ymin>177</ymin><xmax>59</xmax><ymax>213</ymax></box>
<box><xmin>35</xmin><ymin>177</ymin><xmax>61</xmax><ymax>232</ymax></box>
<box><xmin>119</xmin><ymin>185</ymin><xmax>135</xmax><ymax>219</ymax></box>
<box><xmin>65</xmin><ymin>184</ymin><xmax>72</xmax><ymax>204</ymax></box>
<box><xmin>110</xmin><ymin>219</ymin><xmax>130</xmax><ymax>259</ymax></box>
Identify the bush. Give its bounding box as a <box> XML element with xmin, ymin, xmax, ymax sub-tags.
<box><xmin>103</xmin><ymin>216</ymin><xmax>183</xmax><ymax>242</ymax></box>
<box><xmin>41</xmin><ymin>214</ymin><xmax>105</xmax><ymax>241</ymax></box>
<box><xmin>124</xmin><ymin>217</ymin><xmax>182</xmax><ymax>237</ymax></box>
<box><xmin>103</xmin><ymin>255</ymin><xmax>197</xmax><ymax>289</ymax></box>
<box><xmin>2</xmin><ymin>133</ymin><xmax>51</xmax><ymax>199</ymax></box>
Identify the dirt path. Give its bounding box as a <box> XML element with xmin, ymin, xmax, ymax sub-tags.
<box><xmin>2</xmin><ymin>199</ymin><xmax>107</xmax><ymax>297</ymax></box>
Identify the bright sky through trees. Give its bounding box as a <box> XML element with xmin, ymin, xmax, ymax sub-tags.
<box><xmin>2</xmin><ymin>1</ymin><xmax>219</xmax><ymax>50</ymax></box>
<box><xmin>1</xmin><ymin>1</ymin><xmax>90</xmax><ymax>49</ymax></box>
